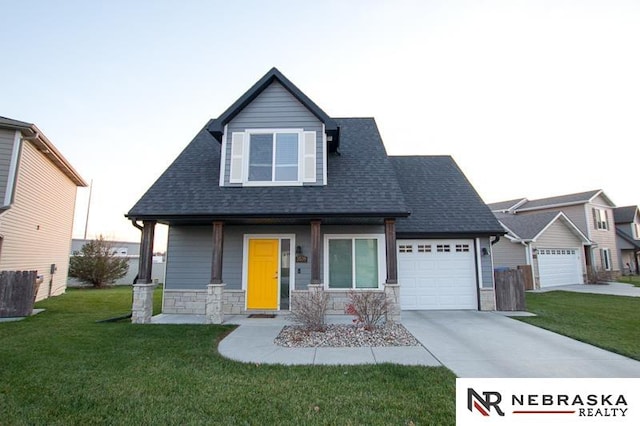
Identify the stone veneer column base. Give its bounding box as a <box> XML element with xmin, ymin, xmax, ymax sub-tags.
<box><xmin>479</xmin><ymin>288</ymin><xmax>496</xmax><ymax>311</ymax></box>
<box><xmin>206</xmin><ymin>283</ymin><xmax>225</xmax><ymax>324</ymax></box>
<box><xmin>132</xmin><ymin>283</ymin><xmax>157</xmax><ymax>324</ymax></box>
<box><xmin>384</xmin><ymin>283</ymin><xmax>401</xmax><ymax>323</ymax></box>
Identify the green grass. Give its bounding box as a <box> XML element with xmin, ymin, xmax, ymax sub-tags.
<box><xmin>518</xmin><ymin>291</ymin><xmax>640</xmax><ymax>360</ymax></box>
<box><xmin>618</xmin><ymin>275</ymin><xmax>640</xmax><ymax>287</ymax></box>
<box><xmin>0</xmin><ymin>287</ymin><xmax>455</xmax><ymax>425</ymax></box>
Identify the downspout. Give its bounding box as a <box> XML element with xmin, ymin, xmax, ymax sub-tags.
<box><xmin>97</xmin><ymin>220</ymin><xmax>144</xmax><ymax>323</ymax></box>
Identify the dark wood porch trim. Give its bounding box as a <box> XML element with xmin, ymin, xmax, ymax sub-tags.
<box><xmin>211</xmin><ymin>221</ymin><xmax>224</xmax><ymax>284</ymax></box>
<box><xmin>310</xmin><ymin>220</ymin><xmax>321</xmax><ymax>284</ymax></box>
<box><xmin>384</xmin><ymin>218</ymin><xmax>398</xmax><ymax>284</ymax></box>
<box><xmin>138</xmin><ymin>220</ymin><xmax>156</xmax><ymax>284</ymax></box>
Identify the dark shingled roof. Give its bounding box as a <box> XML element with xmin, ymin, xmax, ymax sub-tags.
<box><xmin>614</xmin><ymin>206</ymin><xmax>638</xmax><ymax>224</ymax></box>
<box><xmin>389</xmin><ymin>156</ymin><xmax>504</xmax><ymax>236</ymax></box>
<box><xmin>487</xmin><ymin>198</ymin><xmax>527</xmax><ymax>212</ymax></box>
<box><xmin>517</xmin><ymin>189</ymin><xmax>606</xmax><ymax>211</ymax></box>
<box><xmin>127</xmin><ymin>118</ymin><xmax>410</xmax><ymax>221</ymax></box>
<box><xmin>495</xmin><ymin>211</ymin><xmax>562</xmax><ymax>240</ymax></box>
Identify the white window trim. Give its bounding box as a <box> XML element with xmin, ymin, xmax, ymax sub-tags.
<box><xmin>242</xmin><ymin>128</ymin><xmax>304</xmax><ymax>187</ymax></box>
<box><xmin>601</xmin><ymin>248</ymin><xmax>612</xmax><ymax>271</ymax></box>
<box><xmin>594</xmin><ymin>208</ymin><xmax>609</xmax><ymax>231</ymax></box>
<box><xmin>241</xmin><ymin>234</ymin><xmax>296</xmax><ymax>311</ymax></box>
<box><xmin>323</xmin><ymin>234</ymin><xmax>386</xmax><ymax>291</ymax></box>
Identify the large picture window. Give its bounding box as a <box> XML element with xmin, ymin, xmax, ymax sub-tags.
<box><xmin>326</xmin><ymin>235</ymin><xmax>383</xmax><ymax>289</ymax></box>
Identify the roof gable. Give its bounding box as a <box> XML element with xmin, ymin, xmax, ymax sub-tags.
<box><xmin>206</xmin><ymin>68</ymin><xmax>339</xmax><ymax>150</ymax></box>
<box><xmin>495</xmin><ymin>211</ymin><xmax>590</xmax><ymax>243</ymax></box>
<box><xmin>488</xmin><ymin>198</ymin><xmax>527</xmax><ymax>212</ymax></box>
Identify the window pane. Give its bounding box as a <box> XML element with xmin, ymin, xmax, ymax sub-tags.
<box><xmin>329</xmin><ymin>239</ymin><xmax>352</xmax><ymax>288</ymax></box>
<box><xmin>248</xmin><ymin>134</ymin><xmax>273</xmax><ymax>181</ymax></box>
<box><xmin>355</xmin><ymin>239</ymin><xmax>378</xmax><ymax>288</ymax></box>
<box><xmin>275</xmin><ymin>133</ymin><xmax>298</xmax><ymax>181</ymax></box>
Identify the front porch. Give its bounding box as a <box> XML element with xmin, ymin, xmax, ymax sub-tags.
<box><xmin>131</xmin><ymin>219</ymin><xmax>402</xmax><ymax>324</ymax></box>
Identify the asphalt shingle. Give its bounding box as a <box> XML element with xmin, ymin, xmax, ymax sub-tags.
<box><xmin>389</xmin><ymin>156</ymin><xmax>503</xmax><ymax>235</ymax></box>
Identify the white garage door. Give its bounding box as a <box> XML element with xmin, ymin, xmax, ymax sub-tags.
<box><xmin>398</xmin><ymin>239</ymin><xmax>477</xmax><ymax>310</ymax></box>
<box><xmin>537</xmin><ymin>248</ymin><xmax>584</xmax><ymax>288</ymax></box>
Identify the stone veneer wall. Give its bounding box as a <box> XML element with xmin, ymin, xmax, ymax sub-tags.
<box><xmin>479</xmin><ymin>288</ymin><xmax>496</xmax><ymax>311</ymax></box>
<box><xmin>291</xmin><ymin>289</ymin><xmax>389</xmax><ymax>315</ymax></box>
<box><xmin>163</xmin><ymin>289</ymin><xmax>246</xmax><ymax>315</ymax></box>
<box><xmin>163</xmin><ymin>290</ymin><xmax>207</xmax><ymax>314</ymax></box>
<box><xmin>222</xmin><ymin>290</ymin><xmax>246</xmax><ymax>314</ymax></box>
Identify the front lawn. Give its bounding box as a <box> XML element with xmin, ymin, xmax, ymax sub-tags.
<box><xmin>618</xmin><ymin>275</ymin><xmax>640</xmax><ymax>287</ymax></box>
<box><xmin>0</xmin><ymin>287</ymin><xmax>455</xmax><ymax>425</ymax></box>
<box><xmin>519</xmin><ymin>291</ymin><xmax>640</xmax><ymax>360</ymax></box>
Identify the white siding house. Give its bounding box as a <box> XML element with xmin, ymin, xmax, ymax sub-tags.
<box><xmin>0</xmin><ymin>117</ymin><xmax>86</xmax><ymax>301</ymax></box>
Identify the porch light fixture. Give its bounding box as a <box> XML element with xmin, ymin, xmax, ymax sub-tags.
<box><xmin>481</xmin><ymin>247</ymin><xmax>489</xmax><ymax>256</ymax></box>
<box><xmin>296</xmin><ymin>245</ymin><xmax>303</xmax><ymax>255</ymax></box>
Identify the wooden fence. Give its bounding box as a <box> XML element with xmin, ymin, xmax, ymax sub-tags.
<box><xmin>494</xmin><ymin>267</ymin><xmax>526</xmax><ymax>311</ymax></box>
<box><xmin>0</xmin><ymin>271</ymin><xmax>39</xmax><ymax>317</ymax></box>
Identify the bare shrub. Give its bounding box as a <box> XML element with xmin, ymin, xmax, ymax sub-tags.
<box><xmin>289</xmin><ymin>290</ymin><xmax>329</xmax><ymax>331</ymax></box>
<box><xmin>345</xmin><ymin>290</ymin><xmax>388</xmax><ymax>330</ymax></box>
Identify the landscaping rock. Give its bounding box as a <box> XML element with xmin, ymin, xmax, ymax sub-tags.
<box><xmin>274</xmin><ymin>323</ymin><xmax>420</xmax><ymax>348</ymax></box>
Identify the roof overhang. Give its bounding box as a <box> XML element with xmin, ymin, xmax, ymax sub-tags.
<box><xmin>0</xmin><ymin>120</ymin><xmax>87</xmax><ymax>187</ymax></box>
<box><xmin>206</xmin><ymin>67</ymin><xmax>340</xmax><ymax>151</ymax></box>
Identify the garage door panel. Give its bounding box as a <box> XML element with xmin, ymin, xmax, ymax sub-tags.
<box><xmin>398</xmin><ymin>239</ymin><xmax>477</xmax><ymax>310</ymax></box>
<box><xmin>537</xmin><ymin>248</ymin><xmax>584</xmax><ymax>288</ymax></box>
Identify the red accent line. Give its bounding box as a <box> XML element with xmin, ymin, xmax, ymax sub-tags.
<box><xmin>513</xmin><ymin>411</ymin><xmax>576</xmax><ymax>414</ymax></box>
<box><xmin>474</xmin><ymin>401</ymin><xmax>489</xmax><ymax>416</ymax></box>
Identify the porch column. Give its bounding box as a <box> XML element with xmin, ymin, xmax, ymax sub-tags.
<box><xmin>310</xmin><ymin>220</ymin><xmax>321</xmax><ymax>286</ymax></box>
<box><xmin>384</xmin><ymin>218</ymin><xmax>401</xmax><ymax>323</ymax></box>
<box><xmin>132</xmin><ymin>220</ymin><xmax>156</xmax><ymax>324</ymax></box>
<box><xmin>206</xmin><ymin>221</ymin><xmax>225</xmax><ymax>324</ymax></box>
<box><xmin>384</xmin><ymin>219</ymin><xmax>398</xmax><ymax>284</ymax></box>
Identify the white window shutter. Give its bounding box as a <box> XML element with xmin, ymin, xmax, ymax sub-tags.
<box><xmin>229</xmin><ymin>132</ymin><xmax>244</xmax><ymax>183</ymax></box>
<box><xmin>302</xmin><ymin>131</ymin><xmax>316</xmax><ymax>183</ymax></box>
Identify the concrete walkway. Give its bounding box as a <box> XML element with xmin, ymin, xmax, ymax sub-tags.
<box><xmin>216</xmin><ymin>315</ymin><xmax>440</xmax><ymax>366</ymax></box>
<box><xmin>152</xmin><ymin>310</ymin><xmax>640</xmax><ymax>377</ymax></box>
<box><xmin>530</xmin><ymin>281</ymin><xmax>640</xmax><ymax>297</ymax></box>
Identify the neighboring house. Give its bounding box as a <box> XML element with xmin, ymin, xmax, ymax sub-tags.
<box><xmin>489</xmin><ymin>189</ymin><xmax>619</xmax><ymax>281</ymax></box>
<box><xmin>613</xmin><ymin>206</ymin><xmax>640</xmax><ymax>275</ymax></box>
<box><xmin>0</xmin><ymin>117</ymin><xmax>87</xmax><ymax>300</ymax></box>
<box><xmin>126</xmin><ymin>68</ymin><xmax>504</xmax><ymax>324</ymax></box>
<box><xmin>492</xmin><ymin>211</ymin><xmax>591</xmax><ymax>288</ymax></box>
<box><xmin>67</xmin><ymin>238</ymin><xmax>166</xmax><ymax>286</ymax></box>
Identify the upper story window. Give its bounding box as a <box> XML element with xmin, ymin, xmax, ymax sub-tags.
<box><xmin>228</xmin><ymin>129</ymin><xmax>316</xmax><ymax>186</ymax></box>
<box><xmin>593</xmin><ymin>208</ymin><xmax>609</xmax><ymax>230</ymax></box>
<box><xmin>634</xmin><ymin>223</ymin><xmax>640</xmax><ymax>239</ymax></box>
<box><xmin>248</xmin><ymin>132</ymin><xmax>299</xmax><ymax>182</ymax></box>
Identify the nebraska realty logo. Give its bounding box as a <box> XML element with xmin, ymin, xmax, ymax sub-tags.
<box><xmin>457</xmin><ymin>379</ymin><xmax>639</xmax><ymax>425</ymax></box>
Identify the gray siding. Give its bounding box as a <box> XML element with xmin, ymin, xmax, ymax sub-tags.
<box><xmin>0</xmin><ymin>128</ymin><xmax>17</xmax><ymax>204</ymax></box>
<box><xmin>478</xmin><ymin>237</ymin><xmax>494</xmax><ymax>289</ymax></box>
<box><xmin>165</xmin><ymin>224</ymin><xmax>384</xmax><ymax>291</ymax></box>
<box><xmin>492</xmin><ymin>238</ymin><xmax>526</xmax><ymax>269</ymax></box>
<box><xmin>223</xmin><ymin>81</ymin><xmax>325</xmax><ymax>186</ymax></box>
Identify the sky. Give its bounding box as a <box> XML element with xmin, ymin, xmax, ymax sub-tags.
<box><xmin>1</xmin><ymin>0</ymin><xmax>639</xmax><ymax>250</ymax></box>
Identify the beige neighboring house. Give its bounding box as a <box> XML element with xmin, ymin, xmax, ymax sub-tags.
<box><xmin>0</xmin><ymin>116</ymin><xmax>87</xmax><ymax>300</ymax></box>
<box><xmin>492</xmin><ymin>211</ymin><xmax>591</xmax><ymax>288</ymax></box>
<box><xmin>489</xmin><ymin>189</ymin><xmax>620</xmax><ymax>281</ymax></box>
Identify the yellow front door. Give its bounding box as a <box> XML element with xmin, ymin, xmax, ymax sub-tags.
<box><xmin>247</xmin><ymin>239</ymin><xmax>279</xmax><ymax>310</ymax></box>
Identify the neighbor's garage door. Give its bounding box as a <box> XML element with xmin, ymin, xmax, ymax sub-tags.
<box><xmin>398</xmin><ymin>239</ymin><xmax>477</xmax><ymax>310</ymax></box>
<box><xmin>537</xmin><ymin>248</ymin><xmax>584</xmax><ymax>288</ymax></box>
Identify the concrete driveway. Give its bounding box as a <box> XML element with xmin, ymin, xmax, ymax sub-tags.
<box><xmin>530</xmin><ymin>282</ymin><xmax>640</xmax><ymax>297</ymax></box>
<box><xmin>402</xmin><ymin>310</ymin><xmax>640</xmax><ymax>378</ymax></box>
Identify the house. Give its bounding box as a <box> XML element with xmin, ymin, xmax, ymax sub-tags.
<box><xmin>0</xmin><ymin>117</ymin><xmax>87</xmax><ymax>300</ymax></box>
<box><xmin>491</xmin><ymin>211</ymin><xmax>591</xmax><ymax>288</ymax></box>
<box><xmin>126</xmin><ymin>68</ymin><xmax>503</xmax><ymax>324</ymax></box>
<box><xmin>613</xmin><ymin>206</ymin><xmax>640</xmax><ymax>275</ymax></box>
<box><xmin>67</xmin><ymin>238</ymin><xmax>166</xmax><ymax>287</ymax></box>
<box><xmin>489</xmin><ymin>189</ymin><xmax>619</xmax><ymax>282</ymax></box>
